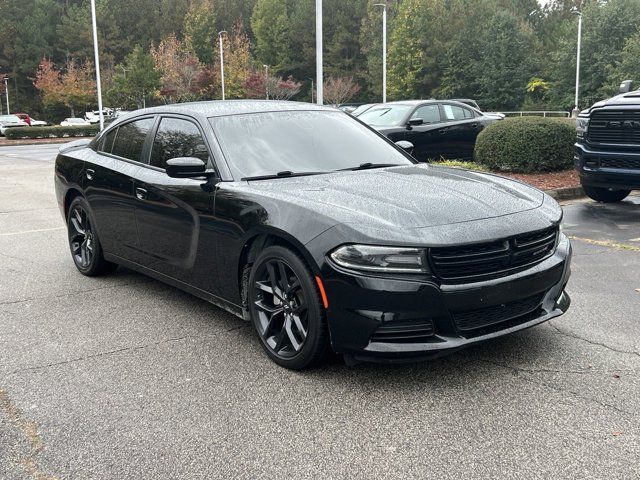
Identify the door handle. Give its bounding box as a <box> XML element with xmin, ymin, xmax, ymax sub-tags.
<box><xmin>135</xmin><ymin>187</ymin><xmax>147</xmax><ymax>200</ymax></box>
<box><xmin>86</xmin><ymin>168</ymin><xmax>95</xmax><ymax>180</ymax></box>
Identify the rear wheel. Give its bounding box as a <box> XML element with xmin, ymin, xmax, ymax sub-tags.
<box><xmin>582</xmin><ymin>185</ymin><xmax>631</xmax><ymax>203</ymax></box>
<box><xmin>248</xmin><ymin>245</ymin><xmax>328</xmax><ymax>370</ymax></box>
<box><xmin>67</xmin><ymin>196</ymin><xmax>117</xmax><ymax>276</ymax></box>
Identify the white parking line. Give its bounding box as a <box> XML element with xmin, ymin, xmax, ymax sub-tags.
<box><xmin>0</xmin><ymin>226</ymin><xmax>65</xmax><ymax>236</ymax></box>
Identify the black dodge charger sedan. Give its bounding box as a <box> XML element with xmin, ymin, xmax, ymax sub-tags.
<box><xmin>358</xmin><ymin>100</ymin><xmax>501</xmax><ymax>161</ymax></box>
<box><xmin>54</xmin><ymin>101</ymin><xmax>571</xmax><ymax>369</ymax></box>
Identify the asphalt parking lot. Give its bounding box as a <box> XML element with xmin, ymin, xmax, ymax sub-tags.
<box><xmin>1</xmin><ymin>144</ymin><xmax>639</xmax><ymax>479</ymax></box>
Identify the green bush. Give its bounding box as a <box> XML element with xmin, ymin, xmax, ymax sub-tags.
<box><xmin>4</xmin><ymin>125</ymin><xmax>99</xmax><ymax>140</ymax></box>
<box><xmin>474</xmin><ymin>117</ymin><xmax>576</xmax><ymax>173</ymax></box>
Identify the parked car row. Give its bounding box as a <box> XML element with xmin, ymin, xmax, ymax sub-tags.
<box><xmin>353</xmin><ymin>99</ymin><xmax>503</xmax><ymax>161</ymax></box>
<box><xmin>0</xmin><ymin>113</ymin><xmax>49</xmax><ymax>135</ymax></box>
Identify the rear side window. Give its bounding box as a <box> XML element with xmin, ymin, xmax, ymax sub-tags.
<box><xmin>111</xmin><ymin>118</ymin><xmax>154</xmax><ymax>162</ymax></box>
<box><xmin>442</xmin><ymin>104</ymin><xmax>467</xmax><ymax>121</ymax></box>
<box><xmin>463</xmin><ymin>108</ymin><xmax>474</xmax><ymax>119</ymax></box>
<box><xmin>99</xmin><ymin>128</ymin><xmax>117</xmax><ymax>154</ymax></box>
<box><xmin>150</xmin><ymin>118</ymin><xmax>209</xmax><ymax>169</ymax></box>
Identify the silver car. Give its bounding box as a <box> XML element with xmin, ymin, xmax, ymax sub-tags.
<box><xmin>0</xmin><ymin>114</ymin><xmax>28</xmax><ymax>135</ymax></box>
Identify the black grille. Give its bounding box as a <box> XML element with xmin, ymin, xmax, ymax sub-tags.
<box><xmin>370</xmin><ymin>320</ymin><xmax>435</xmax><ymax>343</ymax></box>
<box><xmin>599</xmin><ymin>157</ymin><xmax>640</xmax><ymax>170</ymax></box>
<box><xmin>588</xmin><ymin>110</ymin><xmax>640</xmax><ymax>145</ymax></box>
<box><xmin>452</xmin><ymin>293</ymin><xmax>544</xmax><ymax>332</ymax></box>
<box><xmin>430</xmin><ymin>227</ymin><xmax>558</xmax><ymax>282</ymax></box>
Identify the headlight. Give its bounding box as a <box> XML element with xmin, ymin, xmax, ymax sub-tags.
<box><xmin>329</xmin><ymin>245</ymin><xmax>429</xmax><ymax>273</ymax></box>
<box><xmin>576</xmin><ymin>117</ymin><xmax>589</xmax><ymax>138</ymax></box>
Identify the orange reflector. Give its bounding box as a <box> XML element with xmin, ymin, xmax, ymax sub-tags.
<box><xmin>315</xmin><ymin>276</ymin><xmax>329</xmax><ymax>309</ymax></box>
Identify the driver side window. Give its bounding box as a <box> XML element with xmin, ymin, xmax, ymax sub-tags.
<box><xmin>150</xmin><ymin>118</ymin><xmax>210</xmax><ymax>170</ymax></box>
<box><xmin>411</xmin><ymin>105</ymin><xmax>441</xmax><ymax>124</ymax></box>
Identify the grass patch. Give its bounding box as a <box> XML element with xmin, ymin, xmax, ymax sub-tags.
<box><xmin>430</xmin><ymin>159</ymin><xmax>489</xmax><ymax>172</ymax></box>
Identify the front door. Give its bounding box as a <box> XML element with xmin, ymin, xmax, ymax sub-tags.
<box><xmin>406</xmin><ymin>104</ymin><xmax>445</xmax><ymax>161</ymax></box>
<box><xmin>132</xmin><ymin>116</ymin><xmax>218</xmax><ymax>293</ymax></box>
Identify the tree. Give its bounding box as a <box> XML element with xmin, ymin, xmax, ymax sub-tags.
<box><xmin>33</xmin><ymin>58</ymin><xmax>96</xmax><ymax>116</ymax></box>
<box><xmin>244</xmin><ymin>70</ymin><xmax>301</xmax><ymax>100</ymax></box>
<box><xmin>107</xmin><ymin>45</ymin><xmax>161</xmax><ymax>109</ymax></box>
<box><xmin>322</xmin><ymin>76</ymin><xmax>360</xmax><ymax>105</ymax></box>
<box><xmin>387</xmin><ymin>0</ymin><xmax>427</xmax><ymax>100</ymax></box>
<box><xmin>218</xmin><ymin>24</ymin><xmax>252</xmax><ymax>99</ymax></box>
<box><xmin>184</xmin><ymin>0</ymin><xmax>217</xmax><ymax>65</ymax></box>
<box><xmin>609</xmin><ymin>31</ymin><xmax>640</xmax><ymax>90</ymax></box>
<box><xmin>151</xmin><ymin>34</ymin><xmax>208</xmax><ymax>103</ymax></box>
<box><xmin>251</xmin><ymin>0</ymin><xmax>291</xmax><ymax>72</ymax></box>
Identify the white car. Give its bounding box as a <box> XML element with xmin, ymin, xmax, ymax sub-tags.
<box><xmin>0</xmin><ymin>114</ymin><xmax>28</xmax><ymax>135</ymax></box>
<box><xmin>30</xmin><ymin>119</ymin><xmax>48</xmax><ymax>127</ymax></box>
<box><xmin>61</xmin><ymin>118</ymin><xmax>90</xmax><ymax>127</ymax></box>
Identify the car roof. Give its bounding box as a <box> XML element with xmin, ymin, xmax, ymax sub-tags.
<box><xmin>133</xmin><ymin>100</ymin><xmax>335</xmax><ymax>118</ymax></box>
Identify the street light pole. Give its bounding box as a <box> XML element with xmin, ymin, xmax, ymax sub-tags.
<box><xmin>572</xmin><ymin>11</ymin><xmax>582</xmax><ymax>117</ymax></box>
<box><xmin>263</xmin><ymin>65</ymin><xmax>269</xmax><ymax>100</ymax></box>
<box><xmin>90</xmin><ymin>0</ymin><xmax>104</xmax><ymax>130</ymax></box>
<box><xmin>315</xmin><ymin>0</ymin><xmax>323</xmax><ymax>105</ymax></box>
<box><xmin>374</xmin><ymin>3</ymin><xmax>387</xmax><ymax>103</ymax></box>
<box><xmin>219</xmin><ymin>31</ymin><xmax>227</xmax><ymax>100</ymax></box>
<box><xmin>3</xmin><ymin>77</ymin><xmax>9</xmax><ymax>114</ymax></box>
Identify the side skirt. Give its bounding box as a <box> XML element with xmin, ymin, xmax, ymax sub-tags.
<box><xmin>104</xmin><ymin>253</ymin><xmax>246</xmax><ymax>320</ymax></box>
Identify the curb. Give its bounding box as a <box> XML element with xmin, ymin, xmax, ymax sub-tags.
<box><xmin>544</xmin><ymin>186</ymin><xmax>585</xmax><ymax>201</ymax></box>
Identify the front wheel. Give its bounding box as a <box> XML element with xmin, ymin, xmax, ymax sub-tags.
<box><xmin>248</xmin><ymin>246</ymin><xmax>329</xmax><ymax>370</ymax></box>
<box><xmin>582</xmin><ymin>185</ymin><xmax>631</xmax><ymax>203</ymax></box>
<box><xmin>67</xmin><ymin>196</ymin><xmax>117</xmax><ymax>276</ymax></box>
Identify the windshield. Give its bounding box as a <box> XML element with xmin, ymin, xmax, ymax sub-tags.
<box><xmin>358</xmin><ymin>105</ymin><xmax>412</xmax><ymax>127</ymax></box>
<box><xmin>210</xmin><ymin>110</ymin><xmax>413</xmax><ymax>179</ymax></box>
<box><xmin>351</xmin><ymin>104</ymin><xmax>375</xmax><ymax>117</ymax></box>
<box><xmin>0</xmin><ymin>115</ymin><xmax>21</xmax><ymax>123</ymax></box>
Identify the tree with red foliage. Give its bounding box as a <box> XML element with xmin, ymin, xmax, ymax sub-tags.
<box><xmin>244</xmin><ymin>70</ymin><xmax>301</xmax><ymax>100</ymax></box>
<box><xmin>33</xmin><ymin>58</ymin><xmax>95</xmax><ymax>116</ymax></box>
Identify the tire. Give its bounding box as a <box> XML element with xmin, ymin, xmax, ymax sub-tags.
<box><xmin>248</xmin><ymin>245</ymin><xmax>329</xmax><ymax>370</ymax></box>
<box><xmin>67</xmin><ymin>196</ymin><xmax>118</xmax><ymax>276</ymax></box>
<box><xmin>582</xmin><ymin>185</ymin><xmax>631</xmax><ymax>203</ymax></box>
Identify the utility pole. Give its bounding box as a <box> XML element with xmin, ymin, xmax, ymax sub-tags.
<box><xmin>219</xmin><ymin>31</ymin><xmax>227</xmax><ymax>100</ymax></box>
<box><xmin>90</xmin><ymin>0</ymin><xmax>104</xmax><ymax>130</ymax></box>
<box><xmin>3</xmin><ymin>77</ymin><xmax>9</xmax><ymax>114</ymax></box>
<box><xmin>374</xmin><ymin>3</ymin><xmax>387</xmax><ymax>103</ymax></box>
<box><xmin>572</xmin><ymin>10</ymin><xmax>582</xmax><ymax>118</ymax></box>
<box><xmin>315</xmin><ymin>0</ymin><xmax>323</xmax><ymax>105</ymax></box>
<box><xmin>263</xmin><ymin>65</ymin><xmax>269</xmax><ymax>100</ymax></box>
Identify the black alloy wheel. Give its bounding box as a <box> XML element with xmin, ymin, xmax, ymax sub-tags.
<box><xmin>249</xmin><ymin>246</ymin><xmax>328</xmax><ymax>369</ymax></box>
<box><xmin>67</xmin><ymin>197</ymin><xmax>117</xmax><ymax>276</ymax></box>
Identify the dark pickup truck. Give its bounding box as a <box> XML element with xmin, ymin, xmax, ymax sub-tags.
<box><xmin>575</xmin><ymin>80</ymin><xmax>639</xmax><ymax>202</ymax></box>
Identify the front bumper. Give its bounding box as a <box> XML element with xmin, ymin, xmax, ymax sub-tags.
<box><xmin>575</xmin><ymin>142</ymin><xmax>640</xmax><ymax>190</ymax></box>
<box><xmin>321</xmin><ymin>234</ymin><xmax>572</xmax><ymax>362</ymax></box>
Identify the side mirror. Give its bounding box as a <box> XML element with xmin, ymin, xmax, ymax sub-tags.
<box><xmin>395</xmin><ymin>140</ymin><xmax>414</xmax><ymax>155</ymax></box>
<box><xmin>620</xmin><ymin>80</ymin><xmax>633</xmax><ymax>94</ymax></box>
<box><xmin>165</xmin><ymin>157</ymin><xmax>212</xmax><ymax>178</ymax></box>
<box><xmin>407</xmin><ymin>118</ymin><xmax>424</xmax><ymax>127</ymax></box>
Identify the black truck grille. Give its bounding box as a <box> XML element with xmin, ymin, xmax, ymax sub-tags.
<box><xmin>588</xmin><ymin>110</ymin><xmax>640</xmax><ymax>145</ymax></box>
<box><xmin>452</xmin><ymin>293</ymin><xmax>544</xmax><ymax>332</ymax></box>
<box><xmin>599</xmin><ymin>157</ymin><xmax>640</xmax><ymax>170</ymax></box>
<box><xmin>370</xmin><ymin>320</ymin><xmax>435</xmax><ymax>343</ymax></box>
<box><xmin>430</xmin><ymin>227</ymin><xmax>558</xmax><ymax>282</ymax></box>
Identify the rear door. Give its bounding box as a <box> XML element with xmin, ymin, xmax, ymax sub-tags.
<box><xmin>406</xmin><ymin>104</ymin><xmax>445</xmax><ymax>161</ymax></box>
<box><xmin>131</xmin><ymin>115</ymin><xmax>219</xmax><ymax>292</ymax></box>
<box><xmin>439</xmin><ymin>103</ymin><xmax>482</xmax><ymax>160</ymax></box>
<box><xmin>84</xmin><ymin>117</ymin><xmax>154</xmax><ymax>259</ymax></box>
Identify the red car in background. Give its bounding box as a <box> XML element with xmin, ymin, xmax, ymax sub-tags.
<box><xmin>15</xmin><ymin>113</ymin><xmax>31</xmax><ymax>126</ymax></box>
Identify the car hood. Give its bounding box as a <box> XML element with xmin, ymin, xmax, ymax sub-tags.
<box><xmin>245</xmin><ymin>164</ymin><xmax>544</xmax><ymax>229</ymax></box>
<box><xmin>0</xmin><ymin>121</ymin><xmax>27</xmax><ymax>127</ymax></box>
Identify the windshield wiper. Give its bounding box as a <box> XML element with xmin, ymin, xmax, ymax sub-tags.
<box><xmin>242</xmin><ymin>170</ymin><xmax>324</xmax><ymax>181</ymax></box>
<box><xmin>335</xmin><ymin>162</ymin><xmax>402</xmax><ymax>172</ymax></box>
